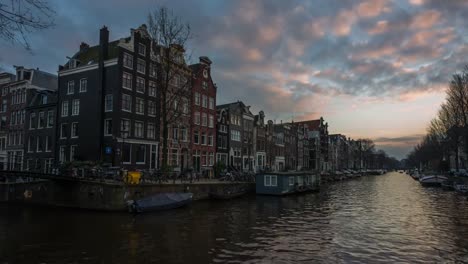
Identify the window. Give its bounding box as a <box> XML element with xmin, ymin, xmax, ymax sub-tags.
<box><xmin>135</xmin><ymin>121</ymin><xmax>144</xmax><ymax>138</ymax></box>
<box><xmin>209</xmin><ymin>114</ymin><xmax>214</xmax><ymax>128</ymax></box>
<box><xmin>172</xmin><ymin>127</ymin><xmax>179</xmax><ymax>140</ymax></box>
<box><xmin>220</xmin><ymin>125</ymin><xmax>228</xmax><ymax>133</ymax></box>
<box><xmin>38</xmin><ymin>112</ymin><xmax>44</xmax><ymax>129</ymax></box>
<box><xmin>194</xmin><ymin>112</ymin><xmax>200</xmax><ymax>125</ymax></box>
<box><xmin>1</xmin><ymin>99</ymin><xmax>6</xmax><ymax>112</ymax></box>
<box><xmin>72</xmin><ymin>99</ymin><xmax>80</xmax><ymax>116</ymax></box>
<box><xmin>45</xmin><ymin>136</ymin><xmax>51</xmax><ymax>152</ymax></box>
<box><xmin>123</xmin><ymin>72</ymin><xmax>132</xmax><ymax>90</ymax></box>
<box><xmin>202</xmin><ymin>95</ymin><xmax>207</xmax><ymax>108</ymax></box>
<box><xmin>121</xmin><ymin>119</ymin><xmax>130</xmax><ymax>135</ymax></box>
<box><xmin>136</xmin><ymin>98</ymin><xmax>145</xmax><ymax>115</ymax></box>
<box><xmin>136</xmin><ymin>77</ymin><xmax>145</xmax><ymax>93</ymax></box>
<box><xmin>289</xmin><ymin>176</ymin><xmax>295</xmax><ymax>186</ymax></box>
<box><xmin>171</xmin><ymin>149</ymin><xmax>178</xmax><ymax>166</ymax></box>
<box><xmin>60</xmin><ymin>123</ymin><xmax>67</xmax><ymax>139</ymax></box>
<box><xmin>67</xmin><ymin>81</ymin><xmax>74</xmax><ymax>94</ymax></box>
<box><xmin>29</xmin><ymin>113</ymin><xmax>36</xmax><ymax>129</ymax></box>
<box><xmin>138</xmin><ymin>43</ymin><xmax>146</xmax><ymax>56</ymax></box>
<box><xmin>105</xmin><ymin>94</ymin><xmax>113</xmax><ymax>112</ymax></box>
<box><xmin>59</xmin><ymin>146</ymin><xmax>66</xmax><ymax>163</ymax></box>
<box><xmin>265</xmin><ymin>175</ymin><xmax>277</xmax><ymax>187</ymax></box>
<box><xmin>209</xmin><ymin>97</ymin><xmax>214</xmax><ymax>110</ymax></box>
<box><xmin>123</xmin><ymin>53</ymin><xmax>133</xmax><ymax>69</ymax></box>
<box><xmin>183</xmin><ymin>99</ymin><xmax>188</xmax><ymax>114</ymax></box>
<box><xmin>36</xmin><ymin>136</ymin><xmax>42</xmax><ymax>152</ymax></box>
<box><xmin>194</xmin><ymin>130</ymin><xmax>199</xmax><ymax>144</ymax></box>
<box><xmin>147</xmin><ymin>123</ymin><xmax>155</xmax><ymax>139</ymax></box>
<box><xmin>104</xmin><ymin>119</ymin><xmax>112</xmax><ymax>136</ymax></box>
<box><xmin>202</xmin><ymin>113</ymin><xmax>207</xmax><ymax>126</ymax></box>
<box><xmin>122</xmin><ymin>94</ymin><xmax>132</xmax><ymax>112</ymax></box>
<box><xmin>231</xmin><ymin>130</ymin><xmax>241</xmax><ymax>141</ymax></box>
<box><xmin>148</xmin><ymin>81</ymin><xmax>156</xmax><ymax>97</ymax></box>
<box><xmin>137</xmin><ymin>59</ymin><xmax>146</xmax><ymax>74</ymax></box>
<box><xmin>70</xmin><ymin>145</ymin><xmax>77</xmax><ymax>161</ymax></box>
<box><xmin>194</xmin><ymin>92</ymin><xmax>200</xmax><ymax>105</ymax></box>
<box><xmin>47</xmin><ymin>110</ymin><xmax>54</xmax><ymax>128</ymax></box>
<box><xmin>27</xmin><ymin>136</ymin><xmax>34</xmax><ymax>152</ymax></box>
<box><xmin>147</xmin><ymin>101</ymin><xmax>156</xmax><ymax>116</ymax></box>
<box><xmin>136</xmin><ymin>144</ymin><xmax>146</xmax><ymax>164</ymax></box>
<box><xmin>181</xmin><ymin>127</ymin><xmax>187</xmax><ymax>141</ymax></box>
<box><xmin>208</xmin><ymin>134</ymin><xmax>213</xmax><ymax>146</ymax></box>
<box><xmin>61</xmin><ymin>101</ymin><xmax>69</xmax><ymax>117</ymax></box>
<box><xmin>201</xmin><ymin>132</ymin><xmax>206</xmax><ymax>145</ymax></box>
<box><xmin>122</xmin><ymin>143</ymin><xmax>131</xmax><ymax>164</ymax></box>
<box><xmin>150</xmin><ymin>63</ymin><xmax>157</xmax><ymax>77</ymax></box>
<box><xmin>79</xmin><ymin>78</ymin><xmax>87</xmax><ymax>92</ymax></box>
<box><xmin>71</xmin><ymin>122</ymin><xmax>78</xmax><ymax>138</ymax></box>
<box><xmin>202</xmin><ymin>81</ymin><xmax>208</xmax><ymax>89</ymax></box>
<box><xmin>209</xmin><ymin>152</ymin><xmax>214</xmax><ymax>166</ymax></box>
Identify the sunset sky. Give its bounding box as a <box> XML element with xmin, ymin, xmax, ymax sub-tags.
<box><xmin>1</xmin><ymin>0</ymin><xmax>467</xmax><ymax>159</ymax></box>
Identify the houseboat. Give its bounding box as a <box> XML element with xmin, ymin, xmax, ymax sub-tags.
<box><xmin>255</xmin><ymin>171</ymin><xmax>320</xmax><ymax>195</ymax></box>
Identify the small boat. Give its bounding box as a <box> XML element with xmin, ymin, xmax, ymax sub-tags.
<box><xmin>419</xmin><ymin>175</ymin><xmax>447</xmax><ymax>187</ymax></box>
<box><xmin>441</xmin><ymin>180</ymin><xmax>455</xmax><ymax>190</ymax></box>
<box><xmin>454</xmin><ymin>184</ymin><xmax>468</xmax><ymax>195</ymax></box>
<box><xmin>210</xmin><ymin>189</ymin><xmax>247</xmax><ymax>200</ymax></box>
<box><xmin>127</xmin><ymin>192</ymin><xmax>193</xmax><ymax>213</ymax></box>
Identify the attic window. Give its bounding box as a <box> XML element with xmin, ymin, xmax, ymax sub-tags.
<box><xmin>138</xmin><ymin>43</ymin><xmax>146</xmax><ymax>56</ymax></box>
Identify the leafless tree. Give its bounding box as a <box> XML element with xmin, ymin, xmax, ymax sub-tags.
<box><xmin>147</xmin><ymin>6</ymin><xmax>193</xmax><ymax>171</ymax></box>
<box><xmin>0</xmin><ymin>0</ymin><xmax>55</xmax><ymax>50</ymax></box>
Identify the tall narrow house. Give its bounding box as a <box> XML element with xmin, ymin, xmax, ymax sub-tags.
<box><xmin>57</xmin><ymin>25</ymin><xmax>160</xmax><ymax>170</ymax></box>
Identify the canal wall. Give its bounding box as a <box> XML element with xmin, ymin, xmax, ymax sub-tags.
<box><xmin>0</xmin><ymin>180</ymin><xmax>254</xmax><ymax>211</ymax></box>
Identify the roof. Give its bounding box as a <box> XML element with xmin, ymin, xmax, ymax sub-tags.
<box><xmin>296</xmin><ymin>119</ymin><xmax>322</xmax><ymax>130</ymax></box>
<box><xmin>31</xmin><ymin>69</ymin><xmax>57</xmax><ymax>91</ymax></box>
<box><xmin>27</xmin><ymin>90</ymin><xmax>58</xmax><ymax>108</ymax></box>
<box><xmin>64</xmin><ymin>40</ymin><xmax>121</xmax><ymax>69</ymax></box>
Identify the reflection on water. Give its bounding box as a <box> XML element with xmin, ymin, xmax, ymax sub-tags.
<box><xmin>1</xmin><ymin>172</ymin><xmax>468</xmax><ymax>263</ymax></box>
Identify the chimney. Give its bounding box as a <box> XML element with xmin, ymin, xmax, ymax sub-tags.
<box><xmin>99</xmin><ymin>26</ymin><xmax>109</xmax><ymax>61</ymax></box>
<box><xmin>80</xmin><ymin>42</ymin><xmax>89</xmax><ymax>52</ymax></box>
<box><xmin>199</xmin><ymin>56</ymin><xmax>212</xmax><ymax>65</ymax></box>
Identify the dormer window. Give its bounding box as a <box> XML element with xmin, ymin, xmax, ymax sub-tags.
<box><xmin>203</xmin><ymin>69</ymin><xmax>208</xmax><ymax>78</ymax></box>
<box><xmin>138</xmin><ymin>43</ymin><xmax>146</xmax><ymax>56</ymax></box>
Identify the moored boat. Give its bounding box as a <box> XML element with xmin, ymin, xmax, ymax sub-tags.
<box><xmin>128</xmin><ymin>192</ymin><xmax>193</xmax><ymax>213</ymax></box>
<box><xmin>210</xmin><ymin>189</ymin><xmax>247</xmax><ymax>200</ymax></box>
<box><xmin>419</xmin><ymin>175</ymin><xmax>447</xmax><ymax>187</ymax></box>
<box><xmin>454</xmin><ymin>184</ymin><xmax>468</xmax><ymax>195</ymax></box>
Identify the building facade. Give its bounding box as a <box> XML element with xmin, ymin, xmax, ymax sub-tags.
<box><xmin>0</xmin><ymin>72</ymin><xmax>15</xmax><ymax>170</ymax></box>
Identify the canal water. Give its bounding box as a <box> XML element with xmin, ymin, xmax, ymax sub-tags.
<box><xmin>1</xmin><ymin>172</ymin><xmax>468</xmax><ymax>263</ymax></box>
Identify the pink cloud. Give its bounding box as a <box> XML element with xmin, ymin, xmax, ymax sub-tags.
<box><xmin>408</xmin><ymin>0</ymin><xmax>425</xmax><ymax>6</ymax></box>
<box><xmin>410</xmin><ymin>10</ymin><xmax>441</xmax><ymax>29</ymax></box>
<box><xmin>368</xmin><ymin>20</ymin><xmax>389</xmax><ymax>35</ymax></box>
<box><xmin>356</xmin><ymin>0</ymin><xmax>391</xmax><ymax>18</ymax></box>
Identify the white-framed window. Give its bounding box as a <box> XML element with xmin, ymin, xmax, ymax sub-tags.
<box><xmin>208</xmin><ymin>114</ymin><xmax>214</xmax><ymax>128</ymax></box>
<box><xmin>121</xmin><ymin>119</ymin><xmax>130</xmax><ymax>134</ymax></box>
<box><xmin>38</xmin><ymin>111</ymin><xmax>44</xmax><ymax>129</ymax></box>
<box><xmin>104</xmin><ymin>119</ymin><xmax>112</xmax><ymax>136</ymax></box>
<box><xmin>136</xmin><ymin>77</ymin><xmax>145</xmax><ymax>93</ymax></box>
<box><xmin>208</xmin><ymin>134</ymin><xmax>213</xmax><ymax>146</ymax></box>
<box><xmin>59</xmin><ymin>146</ymin><xmax>66</xmax><ymax>163</ymax></box>
<box><xmin>134</xmin><ymin>121</ymin><xmax>144</xmax><ymax>138</ymax></box>
<box><xmin>105</xmin><ymin>94</ymin><xmax>113</xmax><ymax>112</ymax></box>
<box><xmin>231</xmin><ymin>130</ymin><xmax>241</xmax><ymax>141</ymax></box>
<box><xmin>201</xmin><ymin>132</ymin><xmax>206</xmax><ymax>145</ymax></box>
<box><xmin>122</xmin><ymin>94</ymin><xmax>132</xmax><ymax>112</ymax></box>
<box><xmin>181</xmin><ymin>127</ymin><xmax>188</xmax><ymax>141</ymax></box>
<box><xmin>289</xmin><ymin>176</ymin><xmax>295</xmax><ymax>186</ymax></box>
<box><xmin>149</xmin><ymin>81</ymin><xmax>156</xmax><ymax>97</ymax></box>
<box><xmin>202</xmin><ymin>113</ymin><xmax>207</xmax><ymax>126</ymax></box>
<box><xmin>122</xmin><ymin>72</ymin><xmax>132</xmax><ymax>90</ymax></box>
<box><xmin>136</xmin><ymin>98</ymin><xmax>145</xmax><ymax>115</ymax></box>
<box><xmin>47</xmin><ymin>110</ymin><xmax>54</xmax><ymax>128</ymax></box>
<box><xmin>194</xmin><ymin>92</ymin><xmax>200</xmax><ymax>106</ymax></box>
<box><xmin>70</xmin><ymin>145</ymin><xmax>77</xmax><ymax>161</ymax></box>
<box><xmin>194</xmin><ymin>130</ymin><xmax>199</xmax><ymax>144</ymax></box>
<box><xmin>27</xmin><ymin>136</ymin><xmax>33</xmax><ymax>153</ymax></box>
<box><xmin>137</xmin><ymin>59</ymin><xmax>146</xmax><ymax>74</ymax></box>
<box><xmin>147</xmin><ymin>123</ymin><xmax>155</xmax><ymax>139</ymax></box>
<box><xmin>183</xmin><ymin>99</ymin><xmax>188</xmax><ymax>114</ymax></box>
<box><xmin>209</xmin><ymin>97</ymin><xmax>214</xmax><ymax>110</ymax></box>
<box><xmin>194</xmin><ymin>112</ymin><xmax>200</xmax><ymax>125</ymax></box>
<box><xmin>136</xmin><ymin>144</ymin><xmax>146</xmax><ymax>164</ymax></box>
<box><xmin>202</xmin><ymin>95</ymin><xmax>207</xmax><ymax>108</ymax></box>
<box><xmin>172</xmin><ymin>126</ymin><xmax>179</xmax><ymax>140</ymax></box>
<box><xmin>123</xmin><ymin>53</ymin><xmax>133</xmax><ymax>69</ymax></box>
<box><xmin>45</xmin><ymin>136</ymin><xmax>51</xmax><ymax>152</ymax></box>
<box><xmin>265</xmin><ymin>175</ymin><xmax>277</xmax><ymax>187</ymax></box>
<box><xmin>29</xmin><ymin>113</ymin><xmax>36</xmax><ymax>129</ymax></box>
<box><xmin>36</xmin><ymin>136</ymin><xmax>42</xmax><ymax>152</ymax></box>
<box><xmin>61</xmin><ymin>101</ymin><xmax>68</xmax><ymax>117</ymax></box>
<box><xmin>79</xmin><ymin>78</ymin><xmax>87</xmax><ymax>93</ymax></box>
<box><xmin>71</xmin><ymin>122</ymin><xmax>78</xmax><ymax>138</ymax></box>
<box><xmin>148</xmin><ymin>101</ymin><xmax>156</xmax><ymax>116</ymax></box>
<box><xmin>67</xmin><ymin>81</ymin><xmax>74</xmax><ymax>94</ymax></box>
<box><xmin>150</xmin><ymin>63</ymin><xmax>157</xmax><ymax>77</ymax></box>
<box><xmin>60</xmin><ymin>123</ymin><xmax>67</xmax><ymax>139</ymax></box>
<box><xmin>138</xmin><ymin>43</ymin><xmax>146</xmax><ymax>56</ymax></box>
<box><xmin>72</xmin><ymin>99</ymin><xmax>80</xmax><ymax>116</ymax></box>
<box><xmin>209</xmin><ymin>152</ymin><xmax>214</xmax><ymax>166</ymax></box>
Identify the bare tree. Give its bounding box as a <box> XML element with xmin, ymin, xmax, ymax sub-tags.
<box><xmin>358</xmin><ymin>138</ymin><xmax>375</xmax><ymax>169</ymax></box>
<box><xmin>0</xmin><ymin>0</ymin><xmax>55</xmax><ymax>50</ymax></box>
<box><xmin>147</xmin><ymin>7</ymin><xmax>193</xmax><ymax>171</ymax></box>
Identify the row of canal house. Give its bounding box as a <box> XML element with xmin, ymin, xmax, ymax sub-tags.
<box><xmin>0</xmin><ymin>24</ymin><xmax>365</xmax><ymax>178</ymax></box>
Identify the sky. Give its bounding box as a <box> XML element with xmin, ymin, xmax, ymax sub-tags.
<box><xmin>1</xmin><ymin>0</ymin><xmax>467</xmax><ymax>159</ymax></box>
